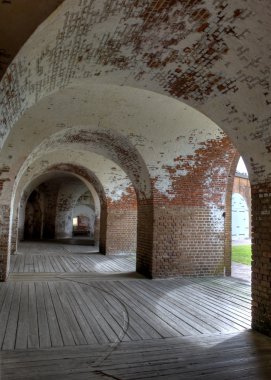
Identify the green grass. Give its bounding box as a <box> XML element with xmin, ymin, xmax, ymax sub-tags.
<box><xmin>232</xmin><ymin>244</ymin><xmax>252</xmax><ymax>265</ymax></box>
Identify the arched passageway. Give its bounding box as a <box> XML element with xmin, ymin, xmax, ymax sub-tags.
<box><xmin>21</xmin><ymin>174</ymin><xmax>98</xmax><ymax>243</ymax></box>
<box><xmin>229</xmin><ymin>157</ymin><xmax>252</xmax><ymax>282</ymax></box>
<box><xmin>0</xmin><ymin>5</ymin><xmax>271</xmax><ymax>373</ymax></box>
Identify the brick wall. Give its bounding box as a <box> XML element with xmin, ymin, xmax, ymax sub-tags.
<box><xmin>0</xmin><ymin>205</ymin><xmax>10</xmax><ymax>281</ymax></box>
<box><xmin>152</xmin><ymin>205</ymin><xmax>225</xmax><ymax>277</ymax></box>
<box><xmin>147</xmin><ymin>136</ymin><xmax>237</xmax><ymax>278</ymax></box>
<box><xmin>104</xmin><ymin>187</ymin><xmax>137</xmax><ymax>255</ymax></box>
<box><xmin>251</xmin><ymin>182</ymin><xmax>271</xmax><ymax>336</ymax></box>
<box><xmin>106</xmin><ymin>208</ymin><xmax>137</xmax><ymax>254</ymax></box>
<box><xmin>10</xmin><ymin>212</ymin><xmax>18</xmax><ymax>254</ymax></box>
<box><xmin>99</xmin><ymin>205</ymin><xmax>107</xmax><ymax>254</ymax></box>
<box><xmin>136</xmin><ymin>201</ymin><xmax>153</xmax><ymax>277</ymax></box>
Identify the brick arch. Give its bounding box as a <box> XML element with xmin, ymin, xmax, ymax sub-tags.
<box><xmin>11</xmin><ymin>129</ymin><xmax>153</xmax><ymax>275</ymax></box>
<box><xmin>11</xmin><ymin>160</ymin><xmax>145</xmax><ymax>273</ymax></box>
<box><xmin>14</xmin><ymin>127</ymin><xmax>152</xmax><ymax>203</ymax></box>
<box><xmin>1</xmin><ymin>0</ymin><xmax>271</xmax><ymax>335</ymax></box>
<box><xmin>1</xmin><ymin>0</ymin><xmax>270</xmax><ymax>183</ymax></box>
<box><xmin>14</xmin><ymin>166</ymin><xmax>106</xmax><ymax>251</ymax></box>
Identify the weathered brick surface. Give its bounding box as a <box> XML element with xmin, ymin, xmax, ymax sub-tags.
<box><xmin>152</xmin><ymin>206</ymin><xmax>225</xmax><ymax>277</ymax></box>
<box><xmin>103</xmin><ymin>185</ymin><xmax>137</xmax><ymax>255</ymax></box>
<box><xmin>99</xmin><ymin>205</ymin><xmax>107</xmax><ymax>255</ymax></box>
<box><xmin>251</xmin><ymin>182</ymin><xmax>271</xmax><ymax>336</ymax></box>
<box><xmin>10</xmin><ymin>213</ymin><xmax>18</xmax><ymax>254</ymax></box>
<box><xmin>1</xmin><ymin>0</ymin><xmax>271</xmax><ymax>337</ymax></box>
<box><xmin>136</xmin><ymin>201</ymin><xmax>153</xmax><ymax>278</ymax></box>
<box><xmin>148</xmin><ymin>136</ymin><xmax>237</xmax><ymax>278</ymax></box>
<box><xmin>0</xmin><ymin>205</ymin><xmax>10</xmax><ymax>281</ymax></box>
<box><xmin>106</xmin><ymin>208</ymin><xmax>137</xmax><ymax>255</ymax></box>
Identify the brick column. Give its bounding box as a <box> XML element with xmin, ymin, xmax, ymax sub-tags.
<box><xmin>94</xmin><ymin>215</ymin><xmax>100</xmax><ymax>246</ymax></box>
<box><xmin>10</xmin><ymin>213</ymin><xmax>18</xmax><ymax>254</ymax></box>
<box><xmin>106</xmin><ymin>206</ymin><xmax>137</xmax><ymax>254</ymax></box>
<box><xmin>251</xmin><ymin>182</ymin><xmax>271</xmax><ymax>336</ymax></box>
<box><xmin>100</xmin><ymin>188</ymin><xmax>138</xmax><ymax>256</ymax></box>
<box><xmin>136</xmin><ymin>201</ymin><xmax>153</xmax><ymax>277</ymax></box>
<box><xmin>151</xmin><ymin>204</ymin><xmax>226</xmax><ymax>278</ymax></box>
<box><xmin>99</xmin><ymin>205</ymin><xmax>107</xmax><ymax>254</ymax></box>
<box><xmin>0</xmin><ymin>205</ymin><xmax>11</xmax><ymax>281</ymax></box>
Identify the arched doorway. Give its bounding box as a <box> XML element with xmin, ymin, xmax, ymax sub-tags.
<box><xmin>231</xmin><ymin>158</ymin><xmax>252</xmax><ymax>282</ymax></box>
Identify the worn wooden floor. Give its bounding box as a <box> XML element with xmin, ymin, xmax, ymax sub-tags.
<box><xmin>0</xmin><ymin>276</ymin><xmax>252</xmax><ymax>351</ymax></box>
<box><xmin>1</xmin><ymin>242</ymin><xmax>270</xmax><ymax>379</ymax></box>
<box><xmin>1</xmin><ymin>330</ymin><xmax>271</xmax><ymax>380</ymax></box>
<box><xmin>10</xmin><ymin>242</ymin><xmax>136</xmax><ymax>273</ymax></box>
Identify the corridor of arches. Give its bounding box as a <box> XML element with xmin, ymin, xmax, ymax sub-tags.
<box><xmin>0</xmin><ymin>1</ymin><xmax>271</xmax><ymax>378</ymax></box>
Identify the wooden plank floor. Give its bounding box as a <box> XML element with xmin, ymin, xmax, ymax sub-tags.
<box><xmin>1</xmin><ymin>330</ymin><xmax>271</xmax><ymax>379</ymax></box>
<box><xmin>0</xmin><ymin>276</ymin><xmax>251</xmax><ymax>351</ymax></box>
<box><xmin>2</xmin><ymin>242</ymin><xmax>266</xmax><ymax>379</ymax></box>
<box><xmin>10</xmin><ymin>242</ymin><xmax>136</xmax><ymax>273</ymax></box>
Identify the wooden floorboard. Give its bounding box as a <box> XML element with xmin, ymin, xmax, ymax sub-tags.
<box><xmin>11</xmin><ymin>242</ymin><xmax>136</xmax><ymax>274</ymax></box>
<box><xmin>1</xmin><ymin>242</ymin><xmax>264</xmax><ymax>379</ymax></box>
<box><xmin>3</xmin><ymin>242</ymin><xmax>253</xmax><ymax>352</ymax></box>
<box><xmin>1</xmin><ymin>331</ymin><xmax>270</xmax><ymax>379</ymax></box>
<box><xmin>0</xmin><ymin>274</ymin><xmax>252</xmax><ymax>351</ymax></box>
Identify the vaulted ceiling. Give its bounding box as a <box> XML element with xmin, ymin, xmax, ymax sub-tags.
<box><xmin>0</xmin><ymin>0</ymin><xmax>270</xmax><ymax>207</ymax></box>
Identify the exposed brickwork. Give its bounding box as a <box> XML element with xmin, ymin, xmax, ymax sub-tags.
<box><xmin>0</xmin><ymin>0</ymin><xmax>65</xmax><ymax>80</ymax></box>
<box><xmin>0</xmin><ymin>205</ymin><xmax>10</xmax><ymax>281</ymax></box>
<box><xmin>0</xmin><ymin>165</ymin><xmax>10</xmax><ymax>195</ymax></box>
<box><xmin>10</xmin><ymin>213</ymin><xmax>18</xmax><ymax>254</ymax></box>
<box><xmin>60</xmin><ymin>129</ymin><xmax>151</xmax><ymax>200</ymax></box>
<box><xmin>152</xmin><ymin>205</ymin><xmax>225</xmax><ymax>277</ymax></box>
<box><xmin>107</xmin><ymin>186</ymin><xmax>137</xmax><ymax>210</ymax></box>
<box><xmin>136</xmin><ymin>201</ymin><xmax>153</xmax><ymax>278</ymax></box>
<box><xmin>99</xmin><ymin>205</ymin><xmax>107</xmax><ymax>255</ymax></box>
<box><xmin>103</xmin><ymin>185</ymin><xmax>137</xmax><ymax>255</ymax></box>
<box><xmin>149</xmin><ymin>136</ymin><xmax>237</xmax><ymax>278</ymax></box>
<box><xmin>251</xmin><ymin>182</ymin><xmax>271</xmax><ymax>336</ymax></box>
<box><xmin>1</xmin><ymin>0</ymin><xmax>271</xmax><ymax>339</ymax></box>
<box><xmin>152</xmin><ymin>136</ymin><xmax>236</xmax><ymax>206</ymax></box>
<box><xmin>106</xmin><ymin>208</ymin><xmax>137</xmax><ymax>255</ymax></box>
